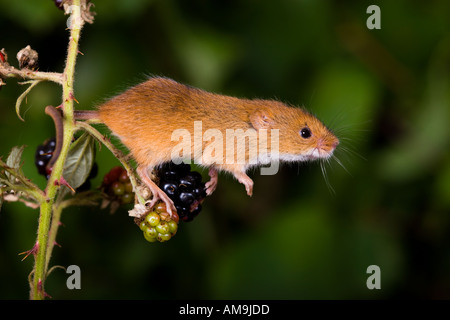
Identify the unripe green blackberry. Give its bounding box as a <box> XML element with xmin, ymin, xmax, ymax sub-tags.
<box><xmin>155</xmin><ymin>221</ymin><xmax>170</xmax><ymax>234</ymax></box>
<box><xmin>121</xmin><ymin>192</ymin><xmax>134</xmax><ymax>204</ymax></box>
<box><xmin>102</xmin><ymin>166</ymin><xmax>135</xmax><ymax>206</ymax></box>
<box><xmin>143</xmin><ymin>227</ymin><xmax>158</xmax><ymax>242</ymax></box>
<box><xmin>157</xmin><ymin>233</ymin><xmax>171</xmax><ymax>242</ymax></box>
<box><xmin>145</xmin><ymin>212</ymin><xmax>160</xmax><ymax>227</ymax></box>
<box><xmin>135</xmin><ymin>201</ymin><xmax>179</xmax><ymax>243</ymax></box>
<box><xmin>111</xmin><ymin>181</ymin><xmax>125</xmax><ymax>196</ymax></box>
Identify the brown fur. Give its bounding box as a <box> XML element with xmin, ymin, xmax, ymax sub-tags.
<box><xmin>74</xmin><ymin>77</ymin><xmax>339</xmax><ymax>214</ymax></box>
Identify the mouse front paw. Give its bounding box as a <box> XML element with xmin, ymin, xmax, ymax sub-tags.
<box><xmin>205</xmin><ymin>167</ymin><xmax>218</xmax><ymax>195</ymax></box>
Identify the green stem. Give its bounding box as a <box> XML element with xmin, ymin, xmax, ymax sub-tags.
<box><xmin>44</xmin><ymin>196</ymin><xmax>65</xmax><ymax>273</ymax></box>
<box><xmin>31</xmin><ymin>0</ymin><xmax>84</xmax><ymax>300</ymax></box>
<box><xmin>75</xmin><ymin>121</ymin><xmax>146</xmax><ymax>205</ymax></box>
<box><xmin>45</xmin><ymin>190</ymin><xmax>102</xmax><ymax>272</ymax></box>
<box><xmin>0</xmin><ymin>65</ymin><xmax>63</xmax><ymax>84</ymax></box>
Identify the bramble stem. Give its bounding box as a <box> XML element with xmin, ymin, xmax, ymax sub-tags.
<box><xmin>0</xmin><ymin>65</ymin><xmax>63</xmax><ymax>84</ymax></box>
<box><xmin>75</xmin><ymin>121</ymin><xmax>146</xmax><ymax>205</ymax></box>
<box><xmin>31</xmin><ymin>0</ymin><xmax>84</xmax><ymax>300</ymax></box>
<box><xmin>44</xmin><ymin>196</ymin><xmax>65</xmax><ymax>273</ymax></box>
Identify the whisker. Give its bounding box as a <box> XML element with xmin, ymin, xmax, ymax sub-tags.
<box><xmin>338</xmin><ymin>145</ymin><xmax>366</xmax><ymax>162</ymax></box>
<box><xmin>320</xmin><ymin>160</ymin><xmax>335</xmax><ymax>195</ymax></box>
<box><xmin>332</xmin><ymin>154</ymin><xmax>352</xmax><ymax>176</ymax></box>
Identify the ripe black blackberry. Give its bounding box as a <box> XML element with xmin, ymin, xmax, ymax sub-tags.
<box><xmin>35</xmin><ymin>138</ymin><xmax>56</xmax><ymax>179</ymax></box>
<box><xmin>156</xmin><ymin>162</ymin><xmax>207</xmax><ymax>222</ymax></box>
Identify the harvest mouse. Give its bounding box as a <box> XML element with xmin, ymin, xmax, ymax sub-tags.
<box><xmin>74</xmin><ymin>77</ymin><xmax>339</xmax><ymax>216</ymax></box>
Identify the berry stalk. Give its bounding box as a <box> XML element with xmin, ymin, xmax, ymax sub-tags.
<box><xmin>76</xmin><ymin>121</ymin><xmax>147</xmax><ymax>205</ymax></box>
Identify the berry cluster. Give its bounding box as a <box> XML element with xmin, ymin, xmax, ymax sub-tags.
<box><xmin>35</xmin><ymin>138</ymin><xmax>56</xmax><ymax>179</ymax></box>
<box><xmin>156</xmin><ymin>162</ymin><xmax>207</xmax><ymax>222</ymax></box>
<box><xmin>137</xmin><ymin>202</ymin><xmax>179</xmax><ymax>243</ymax></box>
<box><xmin>101</xmin><ymin>166</ymin><xmax>134</xmax><ymax>205</ymax></box>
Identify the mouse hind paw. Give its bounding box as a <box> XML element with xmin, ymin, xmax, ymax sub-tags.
<box><xmin>233</xmin><ymin>171</ymin><xmax>253</xmax><ymax>197</ymax></box>
<box><xmin>147</xmin><ymin>189</ymin><xmax>176</xmax><ymax>216</ymax></box>
<box><xmin>137</xmin><ymin>165</ymin><xmax>177</xmax><ymax>217</ymax></box>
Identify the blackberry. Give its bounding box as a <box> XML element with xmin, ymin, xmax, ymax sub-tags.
<box><xmin>35</xmin><ymin>138</ymin><xmax>56</xmax><ymax>179</ymax></box>
<box><xmin>179</xmin><ymin>191</ymin><xmax>195</xmax><ymax>206</ymax></box>
<box><xmin>156</xmin><ymin>162</ymin><xmax>207</xmax><ymax>222</ymax></box>
<box><xmin>161</xmin><ymin>181</ymin><xmax>179</xmax><ymax>198</ymax></box>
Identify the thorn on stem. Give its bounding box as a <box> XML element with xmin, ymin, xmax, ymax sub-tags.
<box><xmin>55</xmin><ymin>176</ymin><xmax>76</xmax><ymax>194</ymax></box>
<box><xmin>19</xmin><ymin>241</ymin><xmax>39</xmax><ymax>261</ymax></box>
<box><xmin>69</xmin><ymin>92</ymin><xmax>79</xmax><ymax>104</ymax></box>
<box><xmin>37</xmin><ymin>278</ymin><xmax>52</xmax><ymax>299</ymax></box>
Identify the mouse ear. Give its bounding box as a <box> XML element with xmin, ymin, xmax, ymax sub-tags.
<box><xmin>250</xmin><ymin>108</ymin><xmax>275</xmax><ymax>130</ymax></box>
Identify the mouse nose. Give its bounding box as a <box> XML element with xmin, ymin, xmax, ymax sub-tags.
<box><xmin>332</xmin><ymin>139</ymin><xmax>339</xmax><ymax>149</ymax></box>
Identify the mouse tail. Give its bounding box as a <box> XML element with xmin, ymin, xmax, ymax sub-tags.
<box><xmin>73</xmin><ymin>110</ymin><xmax>101</xmax><ymax>123</ymax></box>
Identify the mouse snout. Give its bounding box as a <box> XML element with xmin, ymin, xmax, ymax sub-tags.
<box><xmin>331</xmin><ymin>138</ymin><xmax>339</xmax><ymax>150</ymax></box>
<box><xmin>318</xmin><ymin>137</ymin><xmax>338</xmax><ymax>149</ymax></box>
<box><xmin>316</xmin><ymin>136</ymin><xmax>339</xmax><ymax>157</ymax></box>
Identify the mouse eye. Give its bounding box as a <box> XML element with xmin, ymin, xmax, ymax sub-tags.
<box><xmin>300</xmin><ymin>127</ymin><xmax>312</xmax><ymax>139</ymax></box>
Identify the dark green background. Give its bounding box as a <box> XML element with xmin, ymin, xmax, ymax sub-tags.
<box><xmin>1</xmin><ymin>0</ymin><xmax>449</xmax><ymax>299</ymax></box>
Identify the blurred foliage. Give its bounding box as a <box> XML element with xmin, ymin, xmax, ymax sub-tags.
<box><xmin>1</xmin><ymin>0</ymin><xmax>450</xmax><ymax>299</ymax></box>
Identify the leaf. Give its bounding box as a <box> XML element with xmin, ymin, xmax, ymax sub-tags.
<box><xmin>62</xmin><ymin>133</ymin><xmax>95</xmax><ymax>190</ymax></box>
<box><xmin>6</xmin><ymin>146</ymin><xmax>25</xmax><ymax>182</ymax></box>
<box><xmin>0</xmin><ymin>147</ymin><xmax>45</xmax><ymax>205</ymax></box>
<box><xmin>6</xmin><ymin>146</ymin><xmax>25</xmax><ymax>169</ymax></box>
<box><xmin>15</xmin><ymin>80</ymin><xmax>41</xmax><ymax>121</ymax></box>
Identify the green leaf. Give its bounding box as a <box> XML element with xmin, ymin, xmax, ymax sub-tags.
<box><xmin>6</xmin><ymin>146</ymin><xmax>25</xmax><ymax>182</ymax></box>
<box><xmin>63</xmin><ymin>133</ymin><xmax>95</xmax><ymax>190</ymax></box>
